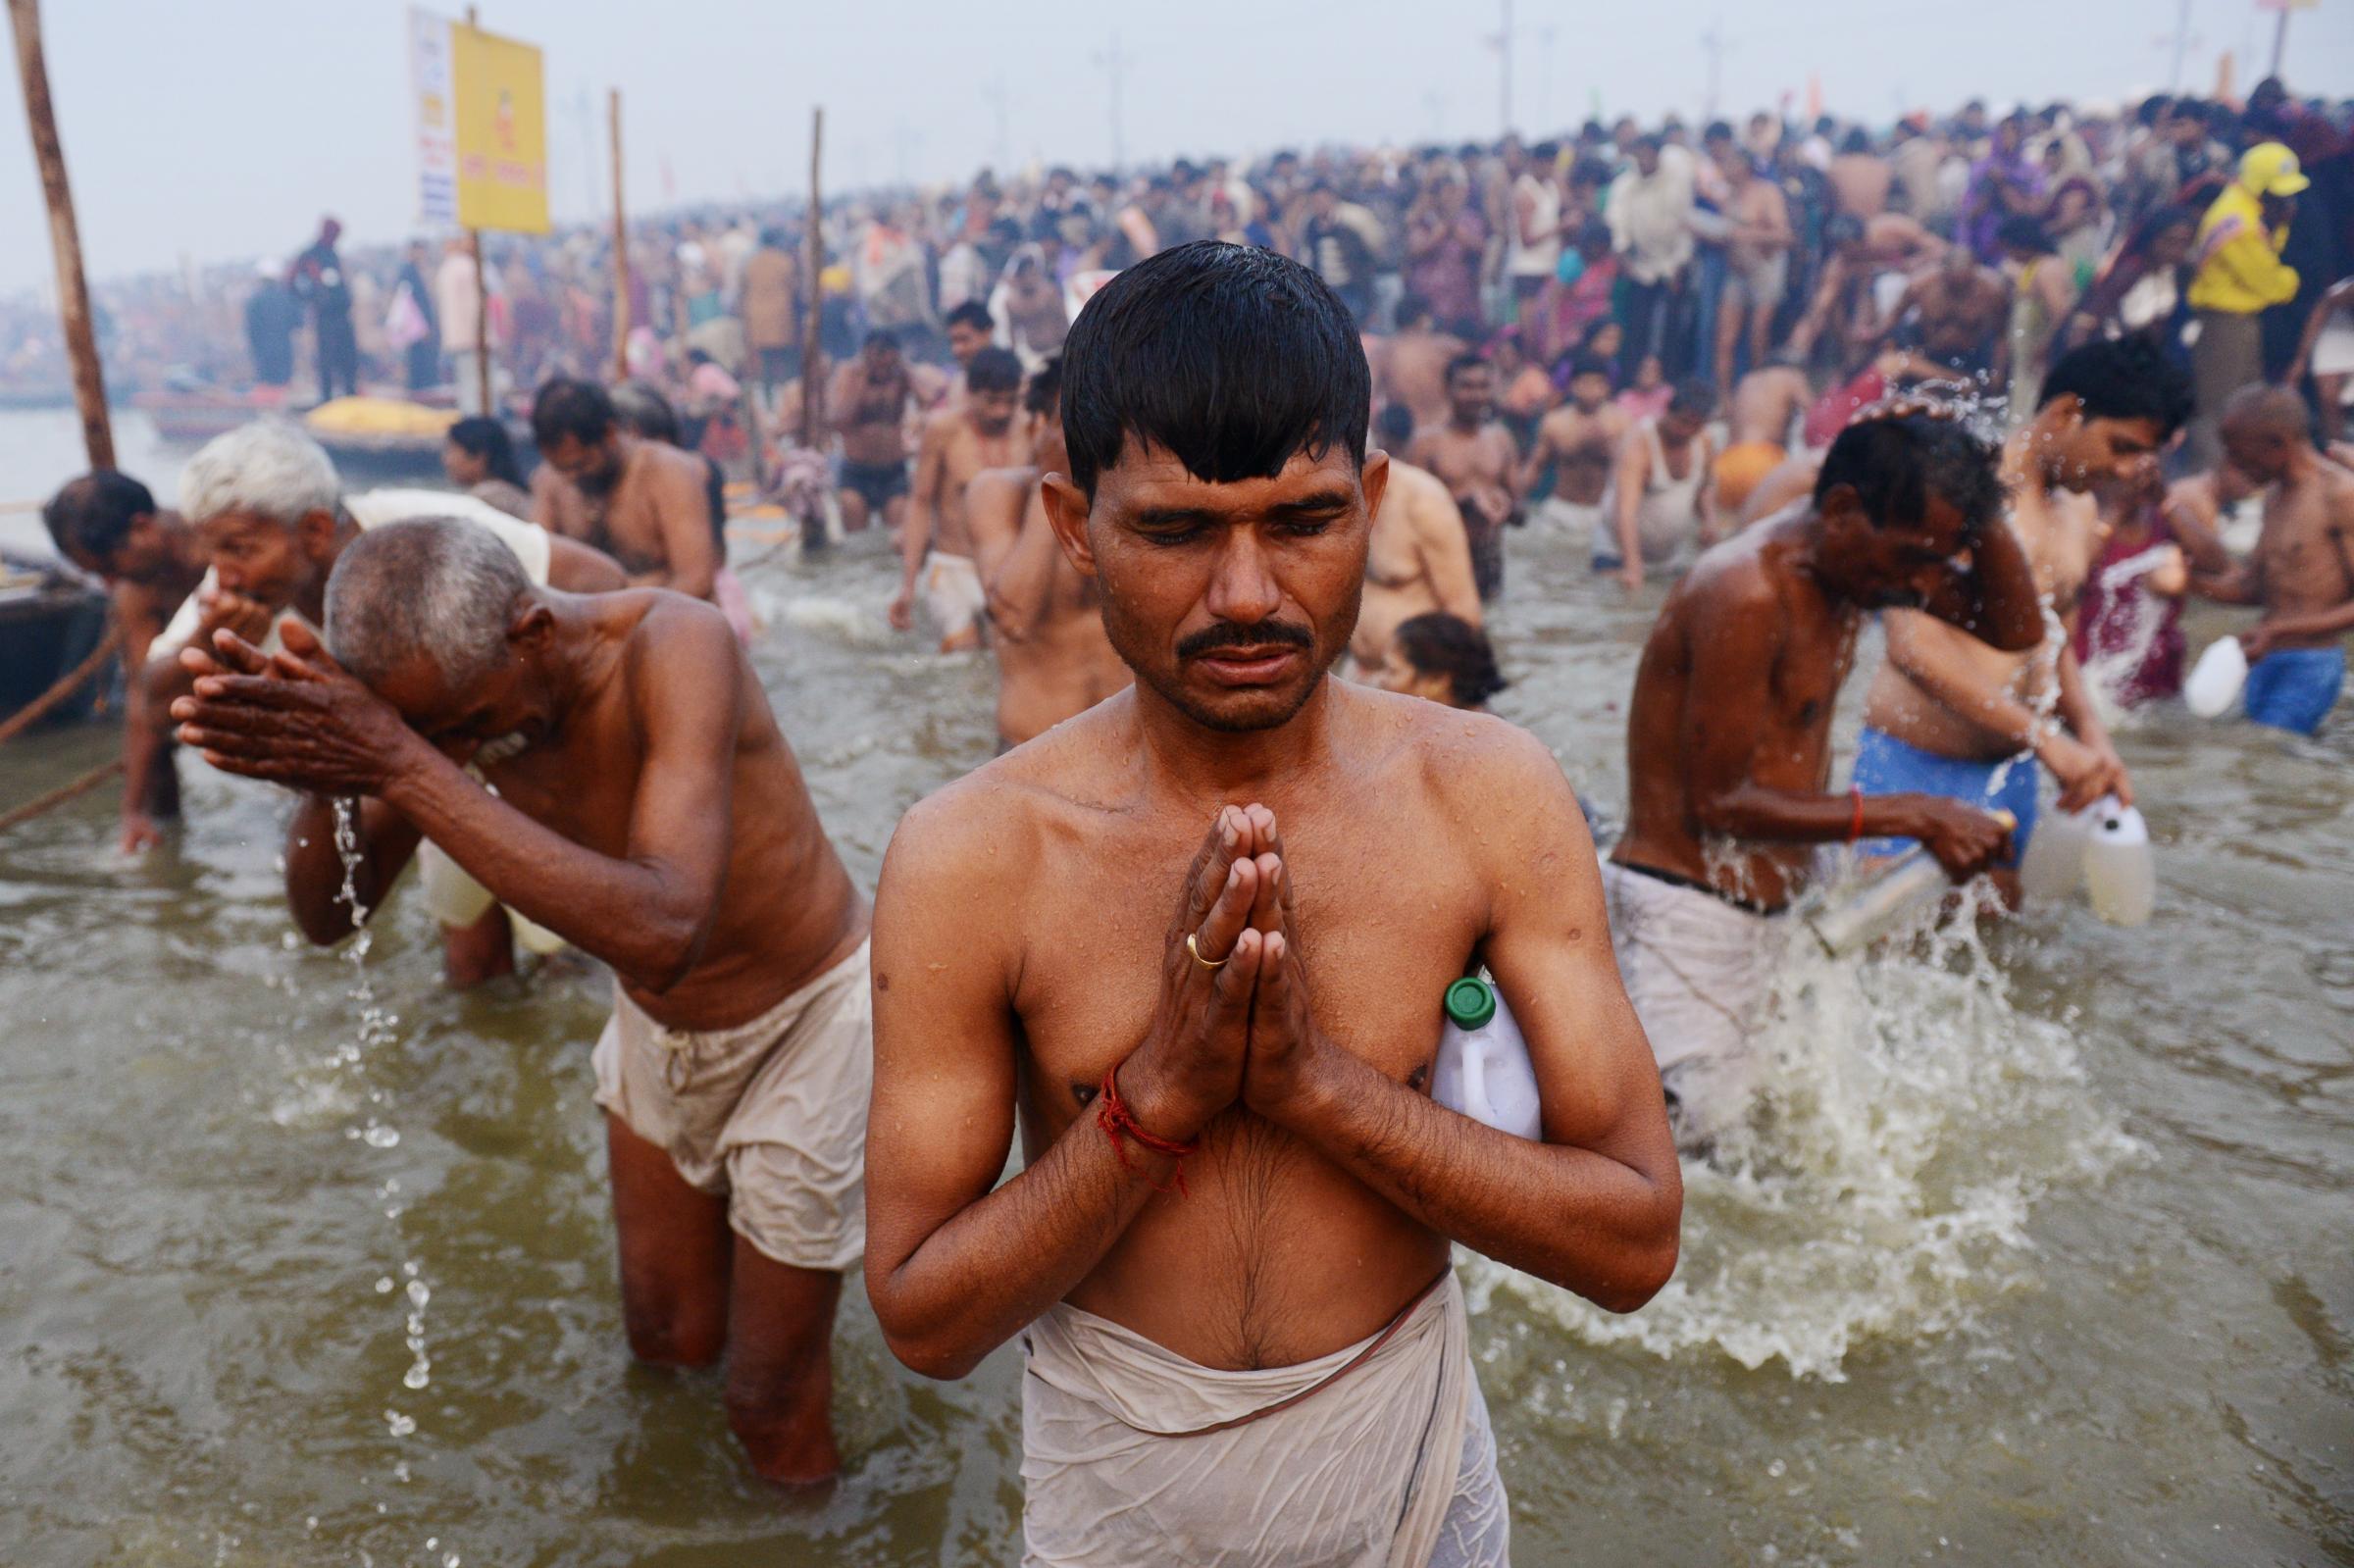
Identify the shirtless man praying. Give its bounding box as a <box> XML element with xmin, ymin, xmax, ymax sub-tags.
<box><xmin>1407</xmin><ymin>354</ymin><xmax>1522</xmax><ymax>600</ymax></box>
<box><xmin>171</xmin><ymin>516</ymin><xmax>872</xmax><ymax>1485</ymax></box>
<box><xmin>865</xmin><ymin>241</ymin><xmax>1679</xmax><ymax>1567</ymax></box>
<box><xmin>892</xmin><ymin>346</ymin><xmax>1031</xmax><ymax>651</ymax></box>
<box><xmin>151</xmin><ymin>422</ymin><xmax>625</xmax><ymax>988</ymax></box>
<box><xmin>965</xmin><ymin>356</ymin><xmax>1132</xmax><ymax>749</ymax></box>
<box><xmin>1352</xmin><ymin>405</ymin><xmax>1482</xmax><ymax>677</ymax></box>
<box><xmin>531</xmin><ymin>378</ymin><xmax>723</xmax><ymax>603</ymax></box>
<box><xmin>2195</xmin><ymin>385</ymin><xmax>2354</xmax><ymax>734</ymax></box>
<box><xmin>1611</xmin><ymin>411</ymin><xmax>2040</xmax><ymax>1147</ymax></box>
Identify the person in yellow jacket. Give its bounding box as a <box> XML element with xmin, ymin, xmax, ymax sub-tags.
<box><xmin>2185</xmin><ymin>141</ymin><xmax>2307</xmax><ymax>466</ymax></box>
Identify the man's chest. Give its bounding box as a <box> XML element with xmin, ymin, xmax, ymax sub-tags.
<box><xmin>1010</xmin><ymin>824</ymin><xmax>1487</xmax><ymax>1093</ymax></box>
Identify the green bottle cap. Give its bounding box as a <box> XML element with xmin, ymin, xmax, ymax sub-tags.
<box><xmin>1444</xmin><ymin>976</ymin><xmax>1497</xmax><ymax>1030</ymax></box>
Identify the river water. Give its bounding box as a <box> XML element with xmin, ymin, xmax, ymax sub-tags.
<box><xmin>2</xmin><ymin>409</ymin><xmax>2349</xmax><ymax>1566</ymax></box>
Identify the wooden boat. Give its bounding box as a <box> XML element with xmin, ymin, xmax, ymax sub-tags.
<box><xmin>0</xmin><ymin>557</ymin><xmax>111</xmax><ymax>727</ymax></box>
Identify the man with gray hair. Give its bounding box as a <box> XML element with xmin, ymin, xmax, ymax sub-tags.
<box><xmin>147</xmin><ymin>420</ymin><xmax>627</xmax><ymax>986</ymax></box>
<box><xmin>168</xmin><ymin>516</ymin><xmax>873</xmax><ymax>1487</ymax></box>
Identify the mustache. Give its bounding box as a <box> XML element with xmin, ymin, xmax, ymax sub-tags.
<box><xmin>1177</xmin><ymin>620</ymin><xmax>1315</xmax><ymax>660</ymax></box>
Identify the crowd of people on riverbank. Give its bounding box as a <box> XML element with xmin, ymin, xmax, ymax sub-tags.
<box><xmin>19</xmin><ymin>72</ymin><xmax>2354</xmax><ymax>1568</ymax></box>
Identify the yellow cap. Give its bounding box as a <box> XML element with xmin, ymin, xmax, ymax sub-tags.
<box><xmin>2240</xmin><ymin>141</ymin><xmax>2311</xmax><ymax>198</ymax></box>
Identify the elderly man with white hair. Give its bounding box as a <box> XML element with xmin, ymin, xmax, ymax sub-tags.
<box><xmin>146</xmin><ymin>419</ymin><xmax>625</xmax><ymax>986</ymax></box>
<box><xmin>170</xmin><ymin>515</ymin><xmax>873</xmax><ymax>1486</ymax></box>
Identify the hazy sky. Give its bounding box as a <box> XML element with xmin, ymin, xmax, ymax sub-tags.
<box><xmin>3</xmin><ymin>0</ymin><xmax>2349</xmax><ymax>296</ymax></box>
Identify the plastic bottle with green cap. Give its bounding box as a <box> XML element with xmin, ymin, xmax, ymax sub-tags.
<box><xmin>1430</xmin><ymin>975</ymin><xmax>1542</xmax><ymax>1140</ymax></box>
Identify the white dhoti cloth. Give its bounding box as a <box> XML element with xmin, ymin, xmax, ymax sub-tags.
<box><xmin>920</xmin><ymin>551</ymin><xmax>987</xmax><ymax>639</ymax></box>
<box><xmin>415</xmin><ymin>839</ymin><xmax>567</xmax><ymax>955</ymax></box>
<box><xmin>1601</xmin><ymin>860</ymin><xmax>1780</xmax><ymax>1147</ymax></box>
<box><xmin>1019</xmin><ymin>1272</ymin><xmax>1509</xmax><ymax>1568</ymax></box>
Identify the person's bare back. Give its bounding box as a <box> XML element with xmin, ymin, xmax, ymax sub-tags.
<box><xmin>1728</xmin><ymin>364</ymin><xmax>1812</xmax><ymax>447</ymax></box>
<box><xmin>1383</xmin><ymin>327</ymin><xmax>1465</xmax><ymax>435</ymax></box>
<box><xmin>1353</xmin><ymin>460</ymin><xmax>1481</xmax><ymax>668</ymax></box>
<box><xmin>968</xmin><ymin>466</ymin><xmax>1131</xmax><ymax>747</ymax></box>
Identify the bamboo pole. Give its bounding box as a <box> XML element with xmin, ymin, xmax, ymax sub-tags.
<box><xmin>609</xmin><ymin>87</ymin><xmax>629</xmax><ymax>377</ymax></box>
<box><xmin>800</xmin><ymin>107</ymin><xmax>824</xmax><ymax>450</ymax></box>
<box><xmin>466</xmin><ymin>6</ymin><xmax>490</xmax><ymax>415</ymax></box>
<box><xmin>8</xmin><ymin>0</ymin><xmax>114</xmax><ymax>470</ymax></box>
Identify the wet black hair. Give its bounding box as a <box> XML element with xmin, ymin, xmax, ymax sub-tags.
<box><xmin>446</xmin><ymin>415</ymin><xmax>524</xmax><ymax>487</ymax></box>
<box><xmin>1060</xmin><ymin>240</ymin><xmax>1368</xmax><ymax>499</ymax></box>
<box><xmin>1823</xmin><ymin>213</ymin><xmax>1866</xmax><ymax>249</ymax></box>
<box><xmin>1374</xmin><ymin>403</ymin><xmax>1417</xmax><ymax>448</ymax></box>
<box><xmin>1394</xmin><ymin>292</ymin><xmax>1433</xmax><ymax>329</ymax></box>
<box><xmin>1024</xmin><ymin>354</ymin><xmax>1063</xmax><ymax>418</ymax></box>
<box><xmin>1567</xmin><ymin>354</ymin><xmax>1613</xmax><ymax>383</ymax></box>
<box><xmin>945</xmin><ymin>300</ymin><xmax>995</xmax><ymax>333</ymax></box>
<box><xmin>862</xmin><ymin>327</ymin><xmax>900</xmax><ymax>353</ymax></box>
<box><xmin>1703</xmin><ymin>120</ymin><xmax>1735</xmax><ymax>144</ymax></box>
<box><xmin>1841</xmin><ymin>127</ymin><xmax>1872</xmax><ymax>154</ymax></box>
<box><xmin>1667</xmin><ymin>379</ymin><xmax>1717</xmax><ymax>419</ymax></box>
<box><xmin>608</xmin><ymin>379</ymin><xmax>683</xmax><ymax>444</ymax></box>
<box><xmin>529</xmin><ymin>377</ymin><xmax>616</xmax><ymax>449</ymax></box>
<box><xmin>1445</xmin><ymin>352</ymin><xmax>1491</xmax><ymax>385</ymax></box>
<box><xmin>2038</xmin><ymin>335</ymin><xmax>2194</xmax><ymax>435</ymax></box>
<box><xmin>1816</xmin><ymin>413</ymin><xmax>2004</xmax><ymax>538</ymax></box>
<box><xmin>41</xmin><ymin>469</ymin><xmax>155</xmax><ymax>564</ymax></box>
<box><xmin>1393</xmin><ymin>612</ymin><xmax>1508</xmax><ymax>708</ymax></box>
<box><xmin>967</xmin><ymin>345</ymin><xmax>1024</xmax><ymax>395</ymax></box>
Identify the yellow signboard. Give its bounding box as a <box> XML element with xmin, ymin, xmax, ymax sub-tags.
<box><xmin>450</xmin><ymin>21</ymin><xmax>549</xmax><ymax>234</ymax></box>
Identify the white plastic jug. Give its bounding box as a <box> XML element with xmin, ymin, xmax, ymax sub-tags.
<box><xmin>1431</xmin><ymin>977</ymin><xmax>1543</xmax><ymax>1140</ymax></box>
<box><xmin>2083</xmin><ymin>799</ymin><xmax>2156</xmax><ymax>927</ymax></box>
<box><xmin>2019</xmin><ymin>801</ymin><xmax>2095</xmax><ymax>906</ymax></box>
<box><xmin>2185</xmin><ymin>635</ymin><xmax>2248</xmax><ymax>719</ymax></box>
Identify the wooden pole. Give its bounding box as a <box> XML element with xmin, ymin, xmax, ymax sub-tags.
<box><xmin>471</xmin><ymin>229</ymin><xmax>492</xmax><ymax>413</ymax></box>
<box><xmin>2269</xmin><ymin>9</ymin><xmax>2290</xmax><ymax>79</ymax></box>
<box><xmin>608</xmin><ymin>87</ymin><xmax>630</xmax><ymax>378</ymax></box>
<box><xmin>466</xmin><ymin>7</ymin><xmax>490</xmax><ymax>415</ymax></box>
<box><xmin>799</xmin><ymin>107</ymin><xmax>824</xmax><ymax>450</ymax></box>
<box><xmin>8</xmin><ymin>0</ymin><xmax>114</xmax><ymax>471</ymax></box>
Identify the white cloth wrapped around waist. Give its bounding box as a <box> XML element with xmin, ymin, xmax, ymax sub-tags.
<box><xmin>1018</xmin><ymin>1269</ymin><xmax>1506</xmax><ymax>1568</ymax></box>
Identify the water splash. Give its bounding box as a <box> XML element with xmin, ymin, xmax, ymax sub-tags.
<box><xmin>1470</xmin><ymin>886</ymin><xmax>2142</xmax><ymax>1380</ymax></box>
<box><xmin>330</xmin><ymin>799</ymin><xmax>448</xmax><ymax>1565</ymax></box>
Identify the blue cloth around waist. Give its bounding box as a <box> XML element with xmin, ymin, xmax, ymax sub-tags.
<box><xmin>2243</xmin><ymin>645</ymin><xmax>2345</xmax><ymax>735</ymax></box>
<box><xmin>1849</xmin><ymin>726</ymin><xmax>2039</xmax><ymax>866</ymax></box>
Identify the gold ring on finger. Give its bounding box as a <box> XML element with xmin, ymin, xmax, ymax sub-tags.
<box><xmin>1186</xmin><ymin>933</ymin><xmax>1228</xmax><ymax>970</ymax></box>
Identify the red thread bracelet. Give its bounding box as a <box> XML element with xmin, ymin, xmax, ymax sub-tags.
<box><xmin>1099</xmin><ymin>1067</ymin><xmax>1200</xmax><ymax>1196</ymax></box>
<box><xmin>1847</xmin><ymin>784</ymin><xmax>1866</xmax><ymax>844</ymax></box>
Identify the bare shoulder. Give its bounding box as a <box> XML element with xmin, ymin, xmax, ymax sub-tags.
<box><xmin>1357</xmin><ymin>687</ymin><xmax>1589</xmax><ymax>866</ymax></box>
<box><xmin>1678</xmin><ymin>527</ymin><xmax>1791</xmax><ymax>623</ymax></box>
<box><xmin>882</xmin><ymin>697</ymin><xmax>1129</xmax><ymax>898</ymax></box>
<box><xmin>625</xmin><ymin>588</ymin><xmax>737</xmax><ymax>670</ymax></box>
<box><xmin>1388</xmin><ymin>460</ymin><xmax>1450</xmax><ymax>509</ymax></box>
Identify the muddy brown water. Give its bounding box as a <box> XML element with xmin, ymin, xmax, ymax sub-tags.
<box><xmin>2</xmin><ymin>410</ymin><xmax>2348</xmax><ymax>1566</ymax></box>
